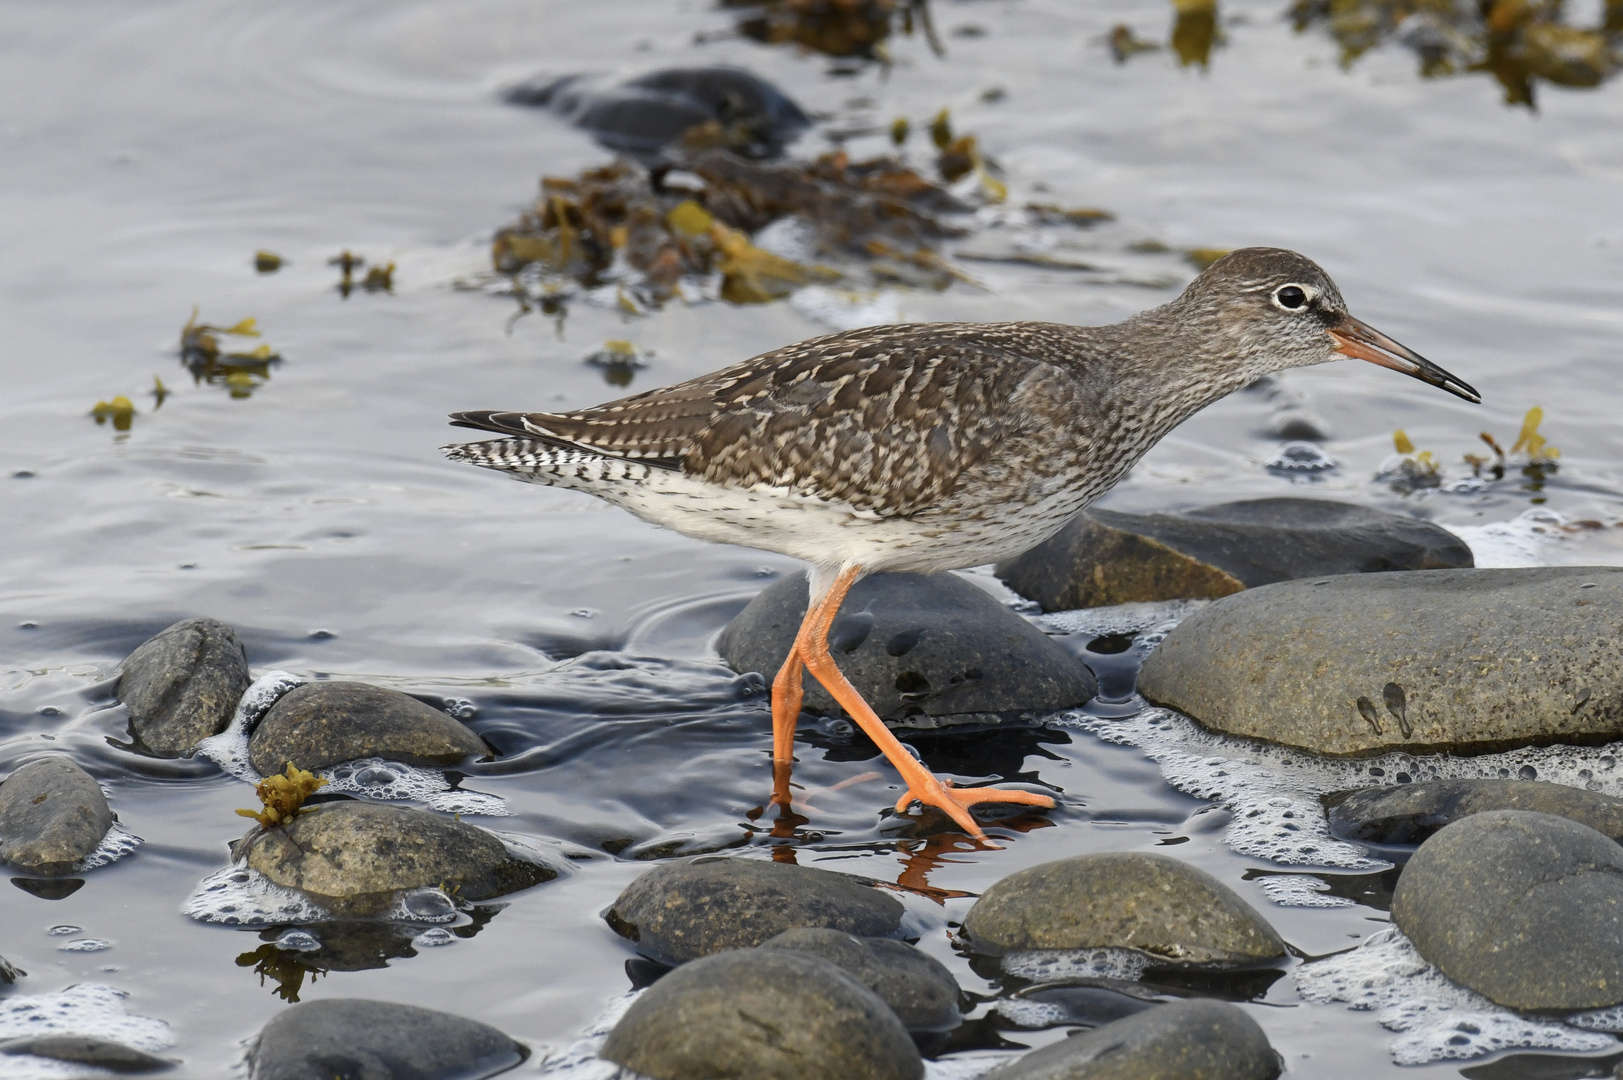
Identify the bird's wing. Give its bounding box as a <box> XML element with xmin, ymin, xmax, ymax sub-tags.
<box><xmin>449</xmin><ymin>322</ymin><xmax>1086</xmax><ymax>516</ymax></box>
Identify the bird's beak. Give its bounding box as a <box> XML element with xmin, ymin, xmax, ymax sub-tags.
<box><xmin>1329</xmin><ymin>316</ymin><xmax>1481</xmax><ymax>404</ymax></box>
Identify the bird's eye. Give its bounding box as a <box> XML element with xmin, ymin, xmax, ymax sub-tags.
<box><xmin>1274</xmin><ymin>285</ymin><xmax>1309</xmax><ymax>310</ymax></box>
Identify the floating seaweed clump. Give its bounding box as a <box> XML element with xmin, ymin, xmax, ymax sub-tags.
<box><xmin>1290</xmin><ymin>0</ymin><xmax>1620</xmax><ymax>105</ymax></box>
<box><xmin>180</xmin><ymin>309</ymin><xmax>283</xmax><ymax>399</ymax></box>
<box><xmin>723</xmin><ymin>0</ymin><xmax>942</xmax><ymax>60</ymax></box>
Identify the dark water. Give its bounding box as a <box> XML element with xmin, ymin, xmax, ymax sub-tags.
<box><xmin>3</xmin><ymin>1</ymin><xmax>1623</xmax><ymax>1076</ymax></box>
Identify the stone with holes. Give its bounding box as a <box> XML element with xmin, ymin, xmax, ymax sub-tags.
<box><xmin>717</xmin><ymin>571</ymin><xmax>1095</xmax><ymax>728</ymax></box>
<box><xmin>1328</xmin><ymin>779</ymin><xmax>1623</xmax><ymax>846</ymax></box>
<box><xmin>1392</xmin><ymin>810</ymin><xmax>1623</xmax><ymax>1010</ymax></box>
<box><xmin>248</xmin><ymin>682</ymin><xmax>490</xmax><ymax>775</ymax></box>
<box><xmin>248</xmin><ymin>998</ymin><xmax>525</xmax><ymax>1080</ymax></box>
<box><xmin>117</xmin><ymin>617</ymin><xmax>251</xmax><ymax>755</ymax></box>
<box><xmin>996</xmin><ymin>498</ymin><xmax>1472</xmax><ymax>612</ymax></box>
<box><xmin>0</xmin><ymin>757</ymin><xmax>113</xmax><ymax>876</ymax></box>
<box><xmin>1139</xmin><ymin>567</ymin><xmax>1623</xmax><ymax>755</ymax></box>
<box><xmin>600</xmin><ymin>948</ymin><xmax>923</xmax><ymax>1080</ymax></box>
<box><xmin>759</xmin><ymin>927</ymin><xmax>962</xmax><ymax>1032</ymax></box>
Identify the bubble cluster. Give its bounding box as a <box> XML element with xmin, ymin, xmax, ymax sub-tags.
<box><xmin>0</xmin><ymin>984</ymin><xmax>172</xmax><ymax>1066</ymax></box>
<box><xmin>55</xmin><ymin>939</ymin><xmax>111</xmax><ymax>953</ymax></box>
<box><xmin>991</xmin><ymin>997</ymin><xmax>1070</xmax><ymax>1029</ymax></box>
<box><xmin>1255</xmin><ymin>875</ymin><xmax>1356</xmax><ymax>909</ymax></box>
<box><xmin>1296</xmin><ymin>928</ymin><xmax>1614</xmax><ymax>1064</ymax></box>
<box><xmin>78</xmin><ymin>823</ymin><xmax>143</xmax><ymax>872</ymax></box>
<box><xmin>181</xmin><ymin>865</ymin><xmax>330</xmax><ymax>927</ymax></box>
<box><xmin>998</xmin><ymin>947</ymin><xmax>1151</xmax><ymax>984</ymax></box>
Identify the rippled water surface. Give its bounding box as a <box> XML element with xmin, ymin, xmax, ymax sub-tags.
<box><xmin>4</xmin><ymin>1</ymin><xmax>1623</xmax><ymax>1076</ymax></box>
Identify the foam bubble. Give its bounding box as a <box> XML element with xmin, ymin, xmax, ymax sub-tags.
<box><xmin>1256</xmin><ymin>875</ymin><xmax>1357</xmax><ymax>909</ymax></box>
<box><xmin>1449</xmin><ymin>508</ymin><xmax>1572</xmax><ymax>568</ymax></box>
<box><xmin>1568</xmin><ymin>1005</ymin><xmax>1623</xmax><ymax>1032</ymax></box>
<box><xmin>991</xmin><ymin>998</ymin><xmax>1071</xmax><ymax>1029</ymax></box>
<box><xmin>193</xmin><ymin>670</ymin><xmax>302</xmax><ymax>782</ymax></box>
<box><xmin>997</xmin><ymin>948</ymin><xmax>1151</xmax><ymax>984</ymax></box>
<box><xmin>1296</xmin><ymin>928</ymin><xmax>1613</xmax><ymax>1064</ymax></box>
<box><xmin>181</xmin><ymin>865</ymin><xmax>331</xmax><ymax>927</ymax></box>
<box><xmin>272</xmin><ymin>929</ymin><xmax>320</xmax><ymax>952</ymax></box>
<box><xmin>0</xmin><ymin>983</ymin><xmax>172</xmax><ymax>1058</ymax></box>
<box><xmin>414</xmin><ymin>927</ymin><xmax>455</xmax><ymax>948</ymax></box>
<box><xmin>55</xmin><ymin>940</ymin><xmax>110</xmax><ymax>953</ymax></box>
<box><xmin>78</xmin><ymin>823</ymin><xmax>142</xmax><ymax>872</ymax></box>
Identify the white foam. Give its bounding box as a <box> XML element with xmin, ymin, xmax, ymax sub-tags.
<box><xmin>1256</xmin><ymin>875</ymin><xmax>1356</xmax><ymax>909</ymax></box>
<box><xmin>78</xmin><ymin>823</ymin><xmax>142</xmax><ymax>872</ymax></box>
<box><xmin>1296</xmin><ymin>927</ymin><xmax>1614</xmax><ymax>1064</ymax></box>
<box><xmin>996</xmin><ymin>948</ymin><xmax>1151</xmax><ymax>984</ymax></box>
<box><xmin>54</xmin><ymin>940</ymin><xmax>110</xmax><ymax>954</ymax></box>
<box><xmin>0</xmin><ymin>984</ymin><xmax>173</xmax><ymax>1077</ymax></box>
<box><xmin>194</xmin><ymin>670</ymin><xmax>303</xmax><ymax>782</ymax></box>
<box><xmin>1449</xmin><ymin>508</ymin><xmax>1570</xmax><ymax>568</ymax></box>
<box><xmin>1568</xmin><ymin>1004</ymin><xmax>1623</xmax><ymax>1032</ymax></box>
<box><xmin>1035</xmin><ymin>599</ymin><xmax>1206</xmax><ymax>642</ymax></box>
<box><xmin>991</xmin><ymin>997</ymin><xmax>1071</xmax><ymax>1029</ymax></box>
<box><xmin>181</xmin><ymin>865</ymin><xmax>331</xmax><ymax>927</ymax></box>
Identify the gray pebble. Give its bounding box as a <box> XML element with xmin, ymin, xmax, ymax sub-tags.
<box><xmin>1392</xmin><ymin>809</ymin><xmax>1623</xmax><ymax>1010</ymax></box>
<box><xmin>604</xmin><ymin>856</ymin><xmax>905</xmax><ymax>966</ymax></box>
<box><xmin>600</xmin><ymin>948</ymin><xmax>923</xmax><ymax>1080</ymax></box>
<box><xmin>0</xmin><ymin>757</ymin><xmax>113</xmax><ymax>876</ymax></box>
<box><xmin>961</xmin><ymin>853</ymin><xmax>1286</xmax><ymax>964</ymax></box>
<box><xmin>0</xmin><ymin>1035</ymin><xmax>174</xmax><ymax>1073</ymax></box>
<box><xmin>117</xmin><ymin>617</ymin><xmax>250</xmax><ymax>755</ymax></box>
<box><xmin>248</xmin><ymin>998</ymin><xmax>525</xmax><ymax>1080</ymax></box>
<box><xmin>760</xmin><ymin>927</ymin><xmax>962</xmax><ymax>1032</ymax></box>
<box><xmin>1329</xmin><ymin>779</ymin><xmax>1623</xmax><ymax>845</ymax></box>
<box><xmin>248</xmin><ymin>682</ymin><xmax>489</xmax><ymax>775</ymax></box>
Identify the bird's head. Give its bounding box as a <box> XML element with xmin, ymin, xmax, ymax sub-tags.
<box><xmin>1181</xmin><ymin>247</ymin><xmax>1480</xmax><ymax>404</ymax></box>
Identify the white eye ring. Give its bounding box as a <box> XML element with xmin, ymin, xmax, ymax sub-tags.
<box><xmin>1272</xmin><ymin>284</ymin><xmax>1316</xmax><ymax>312</ymax></box>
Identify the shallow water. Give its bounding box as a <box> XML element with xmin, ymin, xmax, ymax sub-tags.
<box><xmin>3</xmin><ymin>0</ymin><xmax>1623</xmax><ymax>1076</ymax></box>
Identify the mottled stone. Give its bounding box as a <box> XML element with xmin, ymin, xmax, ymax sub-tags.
<box><xmin>961</xmin><ymin>853</ymin><xmax>1286</xmax><ymax>965</ymax></box>
<box><xmin>0</xmin><ymin>1035</ymin><xmax>174</xmax><ymax>1073</ymax></box>
<box><xmin>997</xmin><ymin>499</ymin><xmax>1471</xmax><ymax>612</ymax></box>
<box><xmin>1139</xmin><ymin>567</ymin><xmax>1623</xmax><ymax>756</ymax></box>
<box><xmin>243</xmin><ymin>802</ymin><xmax>551</xmax><ymax>909</ymax></box>
<box><xmin>248</xmin><ymin>682</ymin><xmax>490</xmax><ymax>775</ymax></box>
<box><xmin>0</xmin><ymin>757</ymin><xmax>113</xmax><ymax>876</ymax></box>
<box><xmin>981</xmin><ymin>999</ymin><xmax>1280</xmax><ymax>1080</ymax></box>
<box><xmin>600</xmin><ymin>949</ymin><xmax>923</xmax><ymax>1080</ymax></box>
<box><xmin>604</xmin><ymin>856</ymin><xmax>905</xmax><ymax>966</ymax></box>
<box><xmin>117</xmin><ymin>617</ymin><xmax>250</xmax><ymax>755</ymax></box>
<box><xmin>1329</xmin><ymin>779</ymin><xmax>1623</xmax><ymax>845</ymax></box>
<box><xmin>760</xmin><ymin>927</ymin><xmax>962</xmax><ymax>1032</ymax></box>
<box><xmin>1392</xmin><ymin>810</ymin><xmax>1623</xmax><ymax>1010</ymax></box>
<box><xmin>248</xmin><ymin>998</ymin><xmax>525</xmax><ymax>1080</ymax></box>
<box><xmin>718</xmin><ymin>572</ymin><xmax>1095</xmax><ymax>728</ymax></box>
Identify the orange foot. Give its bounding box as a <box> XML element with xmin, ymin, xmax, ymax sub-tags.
<box><xmin>895</xmin><ymin>779</ymin><xmax>1056</xmax><ymax>836</ymax></box>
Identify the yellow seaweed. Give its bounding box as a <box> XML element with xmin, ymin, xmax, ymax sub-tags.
<box><xmin>91</xmin><ymin>396</ymin><xmax>135</xmax><ymax>432</ymax></box>
<box><xmin>1510</xmin><ymin>405</ymin><xmax>1559</xmax><ymax>460</ymax></box>
<box><xmin>236</xmin><ymin>762</ymin><xmax>327</xmax><ymax>830</ymax></box>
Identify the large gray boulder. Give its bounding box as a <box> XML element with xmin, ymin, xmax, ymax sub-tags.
<box><xmin>0</xmin><ymin>757</ymin><xmax>113</xmax><ymax>876</ymax></box>
<box><xmin>996</xmin><ymin>499</ymin><xmax>1471</xmax><ymax>611</ymax></box>
<box><xmin>717</xmin><ymin>572</ymin><xmax>1095</xmax><ymax>728</ymax></box>
<box><xmin>249</xmin><ymin>998</ymin><xmax>524</xmax><ymax>1080</ymax></box>
<box><xmin>1392</xmin><ymin>810</ymin><xmax>1623</xmax><ymax>1010</ymax></box>
<box><xmin>981</xmin><ymin>999</ymin><xmax>1280</xmax><ymax>1080</ymax></box>
<box><xmin>248</xmin><ymin>682</ymin><xmax>489</xmax><ymax>775</ymax></box>
<box><xmin>1329</xmin><ymin>779</ymin><xmax>1623</xmax><ymax>845</ymax></box>
<box><xmin>604</xmin><ymin>857</ymin><xmax>905</xmax><ymax>966</ymax></box>
<box><xmin>600</xmin><ymin>948</ymin><xmax>923</xmax><ymax>1080</ymax></box>
<box><xmin>961</xmin><ymin>853</ymin><xmax>1285</xmax><ymax>965</ymax></box>
<box><xmin>117</xmin><ymin>617</ymin><xmax>250</xmax><ymax>755</ymax></box>
<box><xmin>1139</xmin><ymin>567</ymin><xmax>1623</xmax><ymax>755</ymax></box>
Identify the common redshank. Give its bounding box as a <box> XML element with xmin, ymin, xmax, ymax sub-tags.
<box><xmin>445</xmin><ymin>247</ymin><xmax>1479</xmax><ymax>838</ymax></box>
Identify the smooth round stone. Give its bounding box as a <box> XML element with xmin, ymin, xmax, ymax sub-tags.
<box><xmin>600</xmin><ymin>949</ymin><xmax>923</xmax><ymax>1080</ymax></box>
<box><xmin>961</xmin><ymin>853</ymin><xmax>1286</xmax><ymax>965</ymax></box>
<box><xmin>760</xmin><ymin>927</ymin><xmax>962</xmax><ymax>1032</ymax></box>
<box><xmin>248</xmin><ymin>998</ymin><xmax>525</xmax><ymax>1080</ymax></box>
<box><xmin>1329</xmin><ymin>779</ymin><xmax>1623</xmax><ymax>845</ymax></box>
<box><xmin>243</xmin><ymin>802</ymin><xmax>552</xmax><ymax>909</ymax></box>
<box><xmin>718</xmin><ymin>572</ymin><xmax>1096</xmax><ymax>729</ymax></box>
<box><xmin>981</xmin><ymin>999</ymin><xmax>1280</xmax><ymax>1080</ymax></box>
<box><xmin>604</xmin><ymin>857</ymin><xmax>905</xmax><ymax>966</ymax></box>
<box><xmin>248</xmin><ymin>681</ymin><xmax>490</xmax><ymax>775</ymax></box>
<box><xmin>0</xmin><ymin>757</ymin><xmax>113</xmax><ymax>876</ymax></box>
<box><xmin>1392</xmin><ymin>810</ymin><xmax>1623</xmax><ymax>1010</ymax></box>
<box><xmin>117</xmin><ymin>616</ymin><xmax>250</xmax><ymax>755</ymax></box>
<box><xmin>1139</xmin><ymin>567</ymin><xmax>1623</xmax><ymax>756</ymax></box>
<box><xmin>996</xmin><ymin>498</ymin><xmax>1471</xmax><ymax>611</ymax></box>
<box><xmin>0</xmin><ymin>1035</ymin><xmax>174</xmax><ymax>1072</ymax></box>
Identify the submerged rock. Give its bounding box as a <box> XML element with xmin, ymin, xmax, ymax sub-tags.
<box><xmin>0</xmin><ymin>1035</ymin><xmax>174</xmax><ymax>1073</ymax></box>
<box><xmin>1139</xmin><ymin>567</ymin><xmax>1623</xmax><ymax>756</ymax></box>
<box><xmin>0</xmin><ymin>757</ymin><xmax>113</xmax><ymax>876</ymax></box>
<box><xmin>248</xmin><ymin>998</ymin><xmax>525</xmax><ymax>1080</ymax></box>
<box><xmin>1392</xmin><ymin>810</ymin><xmax>1623</xmax><ymax>1010</ymax></box>
<box><xmin>0</xmin><ymin>953</ymin><xmax>23</xmax><ymax>984</ymax></box>
<box><xmin>247</xmin><ymin>682</ymin><xmax>490</xmax><ymax>775</ymax></box>
<box><xmin>1329</xmin><ymin>779</ymin><xmax>1623</xmax><ymax>845</ymax></box>
<box><xmin>718</xmin><ymin>572</ymin><xmax>1095</xmax><ymax>728</ymax></box>
<box><xmin>604</xmin><ymin>857</ymin><xmax>905</xmax><ymax>966</ymax></box>
<box><xmin>600</xmin><ymin>948</ymin><xmax>923</xmax><ymax>1080</ymax></box>
<box><xmin>760</xmin><ymin>927</ymin><xmax>962</xmax><ymax>1032</ymax></box>
<box><xmin>241</xmin><ymin>802</ymin><xmax>551</xmax><ymax>910</ymax></box>
<box><xmin>117</xmin><ymin>617</ymin><xmax>250</xmax><ymax>755</ymax></box>
<box><xmin>961</xmin><ymin>853</ymin><xmax>1285</xmax><ymax>965</ymax></box>
<box><xmin>504</xmin><ymin>66</ymin><xmax>811</xmax><ymax>163</ymax></box>
<box><xmin>981</xmin><ymin>998</ymin><xmax>1280</xmax><ymax>1080</ymax></box>
<box><xmin>997</xmin><ymin>499</ymin><xmax>1471</xmax><ymax>611</ymax></box>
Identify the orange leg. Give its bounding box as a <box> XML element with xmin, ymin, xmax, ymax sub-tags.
<box><xmin>795</xmin><ymin>566</ymin><xmax>1055</xmax><ymax>841</ymax></box>
<box><xmin>769</xmin><ymin>589</ymin><xmax>825</xmax><ymax>809</ymax></box>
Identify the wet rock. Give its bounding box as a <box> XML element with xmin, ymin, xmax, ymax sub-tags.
<box><xmin>1329</xmin><ymin>779</ymin><xmax>1623</xmax><ymax>846</ymax></box>
<box><xmin>760</xmin><ymin>927</ymin><xmax>962</xmax><ymax>1032</ymax></box>
<box><xmin>247</xmin><ymin>682</ymin><xmax>490</xmax><ymax>775</ymax></box>
<box><xmin>504</xmin><ymin>67</ymin><xmax>810</xmax><ymax>163</ymax></box>
<box><xmin>997</xmin><ymin>499</ymin><xmax>1471</xmax><ymax>611</ymax></box>
<box><xmin>117</xmin><ymin>617</ymin><xmax>250</xmax><ymax>755</ymax></box>
<box><xmin>717</xmin><ymin>572</ymin><xmax>1095</xmax><ymax>728</ymax></box>
<box><xmin>1138</xmin><ymin>567</ymin><xmax>1623</xmax><ymax>756</ymax></box>
<box><xmin>981</xmin><ymin>998</ymin><xmax>1280</xmax><ymax>1080</ymax></box>
<box><xmin>248</xmin><ymin>998</ymin><xmax>525</xmax><ymax>1080</ymax></box>
<box><xmin>961</xmin><ymin>853</ymin><xmax>1285</xmax><ymax>965</ymax></box>
<box><xmin>1392</xmin><ymin>810</ymin><xmax>1623</xmax><ymax>1010</ymax></box>
<box><xmin>0</xmin><ymin>953</ymin><xmax>22</xmax><ymax>985</ymax></box>
<box><xmin>600</xmin><ymin>948</ymin><xmax>923</xmax><ymax>1080</ymax></box>
<box><xmin>0</xmin><ymin>1035</ymin><xmax>174</xmax><ymax>1073</ymax></box>
<box><xmin>604</xmin><ymin>856</ymin><xmax>904</xmax><ymax>966</ymax></box>
<box><xmin>241</xmin><ymin>802</ymin><xmax>551</xmax><ymax>910</ymax></box>
<box><xmin>0</xmin><ymin>757</ymin><xmax>113</xmax><ymax>876</ymax></box>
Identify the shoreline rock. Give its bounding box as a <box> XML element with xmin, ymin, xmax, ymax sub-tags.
<box><xmin>117</xmin><ymin>617</ymin><xmax>250</xmax><ymax>755</ymax></box>
<box><xmin>248</xmin><ymin>682</ymin><xmax>490</xmax><ymax>775</ymax></box>
<box><xmin>759</xmin><ymin>927</ymin><xmax>962</xmax><ymax>1032</ymax></box>
<box><xmin>249</xmin><ymin>998</ymin><xmax>525</xmax><ymax>1080</ymax></box>
<box><xmin>1328</xmin><ymin>779</ymin><xmax>1623</xmax><ymax>845</ymax></box>
<box><xmin>0</xmin><ymin>757</ymin><xmax>114</xmax><ymax>876</ymax></box>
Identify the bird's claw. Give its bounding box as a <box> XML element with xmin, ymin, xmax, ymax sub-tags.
<box><xmin>894</xmin><ymin>780</ymin><xmax>1056</xmax><ymax>838</ymax></box>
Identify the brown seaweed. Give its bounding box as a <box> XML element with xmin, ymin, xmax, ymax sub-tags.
<box><xmin>725</xmin><ymin>0</ymin><xmax>943</xmax><ymax>60</ymax></box>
